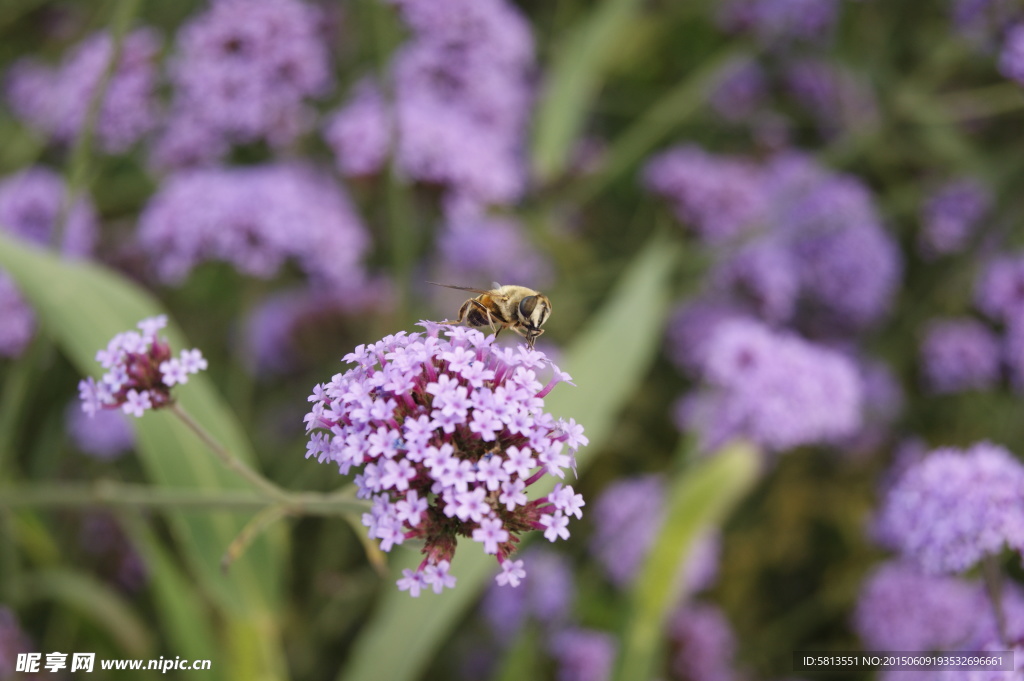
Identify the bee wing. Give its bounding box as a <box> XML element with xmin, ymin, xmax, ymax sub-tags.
<box><xmin>426</xmin><ymin>281</ymin><xmax>509</xmax><ymax>300</ymax></box>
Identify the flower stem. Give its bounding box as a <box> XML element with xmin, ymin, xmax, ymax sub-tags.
<box><xmin>221</xmin><ymin>504</ymin><xmax>292</xmax><ymax>572</ymax></box>
<box><xmin>169</xmin><ymin>402</ymin><xmax>293</xmax><ymax>504</ymax></box>
<box><xmin>983</xmin><ymin>554</ymin><xmax>1008</xmax><ymax>645</ymax></box>
<box><xmin>0</xmin><ymin>481</ymin><xmax>367</xmax><ymax>515</ymax></box>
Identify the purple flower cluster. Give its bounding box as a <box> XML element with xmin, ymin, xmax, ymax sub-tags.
<box><xmin>153</xmin><ymin>0</ymin><xmax>330</xmax><ymax>167</ymax></box>
<box><xmin>1000</xmin><ymin>24</ymin><xmax>1024</xmax><ymax>85</ymax></box>
<box><xmin>0</xmin><ymin>167</ymin><xmax>98</xmax><ymax>357</ymax></box>
<box><xmin>680</xmin><ymin>318</ymin><xmax>863</xmax><ymax>452</ymax></box>
<box><xmin>549</xmin><ymin>629</ymin><xmax>617</xmax><ymax>681</ymax></box>
<box><xmin>876</xmin><ymin>442</ymin><xmax>1024</xmax><ymax>574</ymax></box>
<box><xmin>718</xmin><ymin>0</ymin><xmax>842</xmax><ymax>44</ymax></box>
<box><xmin>436</xmin><ymin>199</ymin><xmax>552</xmax><ymax>289</ymax></box>
<box><xmin>975</xmin><ymin>256</ymin><xmax>1024</xmax><ymax>323</ymax></box>
<box><xmin>649</xmin><ymin>150</ymin><xmax>900</xmax><ymax>332</ymax></box>
<box><xmin>668</xmin><ymin>604</ymin><xmax>738</xmax><ymax>681</ymax></box>
<box><xmin>65</xmin><ymin>400</ymin><xmax>135</xmax><ymax>460</ymax></box>
<box><xmin>5</xmin><ymin>29</ymin><xmax>161</xmax><ymax>153</ymax></box>
<box><xmin>302</xmin><ymin>324</ymin><xmax>587</xmax><ymax>595</ymax></box>
<box><xmin>643</xmin><ymin>146</ymin><xmax>768</xmax><ymax>244</ymax></box>
<box><xmin>920</xmin><ymin>318</ymin><xmax>1001</xmax><ymax>393</ymax></box>
<box><xmin>137</xmin><ymin>164</ymin><xmax>370</xmax><ymax>293</ymax></box>
<box><xmin>324</xmin><ymin>0</ymin><xmax>533</xmax><ymax>205</ymax></box>
<box><xmin>918</xmin><ymin>179</ymin><xmax>991</xmax><ymax>258</ymax></box>
<box><xmin>78</xmin><ymin>315</ymin><xmax>208</xmax><ymax>419</ymax></box>
<box><xmin>854</xmin><ymin>561</ymin><xmax>984</xmax><ymax>651</ymax></box>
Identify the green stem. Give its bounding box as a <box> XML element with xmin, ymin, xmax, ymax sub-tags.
<box><xmin>221</xmin><ymin>504</ymin><xmax>293</xmax><ymax>572</ymax></box>
<box><xmin>940</xmin><ymin>82</ymin><xmax>1024</xmax><ymax>122</ymax></box>
<box><xmin>0</xmin><ymin>481</ymin><xmax>367</xmax><ymax>516</ymax></box>
<box><xmin>0</xmin><ymin>335</ymin><xmax>51</xmax><ymax>477</ymax></box>
<box><xmin>169</xmin><ymin>402</ymin><xmax>294</xmax><ymax>504</ymax></box>
<box><xmin>983</xmin><ymin>555</ymin><xmax>1007</xmax><ymax>645</ymax></box>
<box><xmin>53</xmin><ymin>0</ymin><xmax>141</xmax><ymax>249</ymax></box>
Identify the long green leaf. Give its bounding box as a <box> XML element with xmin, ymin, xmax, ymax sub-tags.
<box><xmin>0</xmin><ymin>233</ymin><xmax>285</xmax><ymax>677</ymax></box>
<box><xmin>22</xmin><ymin>568</ymin><xmax>154</xmax><ymax>657</ymax></box>
<box><xmin>338</xmin><ymin>234</ymin><xmax>678</xmax><ymax>681</ymax></box>
<box><xmin>119</xmin><ymin>515</ymin><xmax>221</xmax><ymax>673</ymax></box>
<box><xmin>614</xmin><ymin>441</ymin><xmax>761</xmax><ymax>681</ymax></box>
<box><xmin>531</xmin><ymin>0</ymin><xmax>645</xmax><ymax>183</ymax></box>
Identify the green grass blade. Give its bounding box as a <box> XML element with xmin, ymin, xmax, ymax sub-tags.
<box><xmin>338</xmin><ymin>234</ymin><xmax>678</xmax><ymax>681</ymax></box>
<box><xmin>614</xmin><ymin>441</ymin><xmax>761</xmax><ymax>681</ymax></box>
<box><xmin>531</xmin><ymin>0</ymin><xmax>644</xmax><ymax>184</ymax></box>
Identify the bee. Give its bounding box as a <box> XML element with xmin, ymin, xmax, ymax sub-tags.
<box><xmin>428</xmin><ymin>282</ymin><xmax>552</xmax><ymax>348</ymax></box>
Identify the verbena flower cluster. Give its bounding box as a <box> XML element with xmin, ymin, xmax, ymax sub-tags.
<box><xmin>668</xmin><ymin>604</ymin><xmax>739</xmax><ymax>681</ymax></box>
<box><xmin>647</xmin><ymin>150</ymin><xmax>901</xmax><ymax>332</ymax></box>
<box><xmin>677</xmin><ymin>318</ymin><xmax>863</xmax><ymax>452</ymax></box>
<box><xmin>154</xmin><ymin>0</ymin><xmax>330</xmax><ymax>167</ymax></box>
<box><xmin>876</xmin><ymin>442</ymin><xmax>1024</xmax><ymax>574</ymax></box>
<box><xmin>324</xmin><ymin>0</ymin><xmax>533</xmax><ymax>205</ymax></box>
<box><xmin>0</xmin><ymin>167</ymin><xmax>98</xmax><ymax>357</ymax></box>
<box><xmin>78</xmin><ymin>316</ymin><xmax>208</xmax><ymax>419</ymax></box>
<box><xmin>920</xmin><ymin>318</ymin><xmax>1001</xmax><ymax>394</ymax></box>
<box><xmin>303</xmin><ymin>324</ymin><xmax>587</xmax><ymax>595</ymax></box>
<box><xmin>65</xmin><ymin>401</ymin><xmax>135</xmax><ymax>460</ymax></box>
<box><xmin>549</xmin><ymin>629</ymin><xmax>617</xmax><ymax>681</ymax></box>
<box><xmin>854</xmin><ymin>561</ymin><xmax>984</xmax><ymax>652</ymax></box>
<box><xmin>918</xmin><ymin>178</ymin><xmax>991</xmax><ymax>258</ymax></box>
<box><xmin>6</xmin><ymin>29</ymin><xmax>161</xmax><ymax>153</ymax></box>
<box><xmin>137</xmin><ymin>164</ymin><xmax>370</xmax><ymax>293</ymax></box>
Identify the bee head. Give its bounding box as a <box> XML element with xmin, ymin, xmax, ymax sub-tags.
<box><xmin>518</xmin><ymin>294</ymin><xmax>551</xmax><ymax>342</ymax></box>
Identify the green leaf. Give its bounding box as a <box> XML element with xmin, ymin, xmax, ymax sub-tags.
<box><xmin>614</xmin><ymin>441</ymin><xmax>761</xmax><ymax>681</ymax></box>
<box><xmin>338</xmin><ymin>234</ymin><xmax>678</xmax><ymax>681</ymax></box>
<box><xmin>22</xmin><ymin>568</ymin><xmax>154</xmax><ymax>657</ymax></box>
<box><xmin>119</xmin><ymin>515</ymin><xmax>220</xmax><ymax>672</ymax></box>
<box><xmin>0</xmin><ymin>232</ymin><xmax>286</xmax><ymax>677</ymax></box>
<box><xmin>531</xmin><ymin>0</ymin><xmax>645</xmax><ymax>184</ymax></box>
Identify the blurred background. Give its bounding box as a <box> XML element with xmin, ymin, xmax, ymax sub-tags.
<box><xmin>1</xmin><ymin>0</ymin><xmax>1024</xmax><ymax>679</ymax></box>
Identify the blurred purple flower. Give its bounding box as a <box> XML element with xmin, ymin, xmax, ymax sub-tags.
<box><xmin>436</xmin><ymin>198</ymin><xmax>552</xmax><ymax>288</ymax></box>
<box><xmin>683</xmin><ymin>318</ymin><xmax>863</xmax><ymax>452</ymax></box>
<box><xmin>876</xmin><ymin>442</ymin><xmax>1024</xmax><ymax>574</ymax></box>
<box><xmin>643</xmin><ymin>145</ymin><xmax>768</xmax><ymax>244</ymax></box>
<box><xmin>975</xmin><ymin>255</ymin><xmax>1024</xmax><ymax>322</ymax></box>
<box><xmin>1001</xmin><ymin>24</ymin><xmax>1024</xmax><ymax>84</ymax></box>
<box><xmin>713</xmin><ymin>240</ymin><xmax>799</xmax><ymax>323</ymax></box>
<box><xmin>0</xmin><ymin>166</ymin><xmax>97</xmax><ymax>256</ymax></box>
<box><xmin>304</xmin><ymin>324</ymin><xmax>585</xmax><ymax>595</ymax></box>
<box><xmin>918</xmin><ymin>179</ymin><xmax>991</xmax><ymax>258</ymax></box>
<box><xmin>549</xmin><ymin>628</ymin><xmax>616</xmax><ymax>681</ymax></box>
<box><xmin>668</xmin><ymin>604</ymin><xmax>738</xmax><ymax>681</ymax></box>
<box><xmin>79</xmin><ymin>514</ymin><xmax>148</xmax><ymax>592</ymax></box>
<box><xmin>481</xmin><ymin>547</ymin><xmax>574</xmax><ymax>639</ymax></box>
<box><xmin>666</xmin><ymin>301</ymin><xmax>748</xmax><ymax>374</ymax></box>
<box><xmin>784</xmin><ymin>59</ymin><xmax>878</xmax><ymax>137</ymax></box>
<box><xmin>138</xmin><ymin>164</ymin><xmax>370</xmax><ymax>293</ymax></box>
<box><xmin>242</xmin><ymin>283</ymin><xmax>392</xmax><ymax>376</ymax></box>
<box><xmin>325</xmin><ymin>0</ymin><xmax>533</xmax><ymax>204</ymax></box>
<box><xmin>65</xmin><ymin>400</ymin><xmax>135</xmax><ymax>460</ymax></box>
<box><xmin>780</xmin><ymin>175</ymin><xmax>901</xmax><ymax>331</ymax></box>
<box><xmin>953</xmin><ymin>0</ymin><xmax>1022</xmax><ymax>47</ymax></box>
<box><xmin>323</xmin><ymin>80</ymin><xmax>391</xmax><ymax>177</ymax></box>
<box><xmin>854</xmin><ymin>561</ymin><xmax>984</xmax><ymax>651</ymax></box>
<box><xmin>0</xmin><ymin>167</ymin><xmax>98</xmax><ymax>357</ymax></box>
<box><xmin>920</xmin><ymin>318</ymin><xmax>1001</xmax><ymax>393</ymax></box>
<box><xmin>718</xmin><ymin>0</ymin><xmax>841</xmax><ymax>44</ymax></box>
<box><xmin>6</xmin><ymin>29</ymin><xmax>161</xmax><ymax>153</ymax></box>
<box><xmin>590</xmin><ymin>475</ymin><xmax>666</xmax><ymax>587</ymax></box>
<box><xmin>709</xmin><ymin>58</ymin><xmax>768</xmax><ymax>121</ymax></box>
<box><xmin>154</xmin><ymin>0</ymin><xmax>330</xmax><ymax>166</ymax></box>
